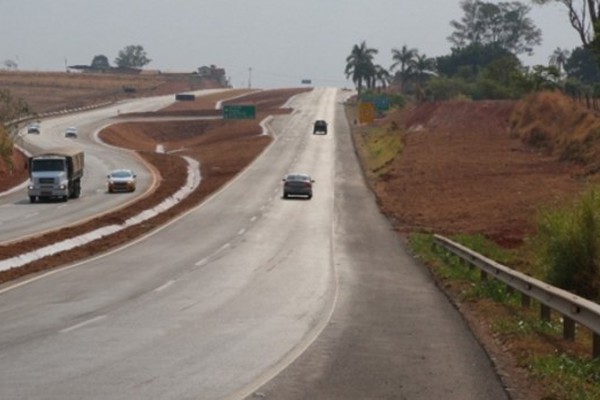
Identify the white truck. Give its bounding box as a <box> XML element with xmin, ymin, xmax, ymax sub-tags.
<box><xmin>27</xmin><ymin>148</ymin><xmax>84</xmax><ymax>202</ymax></box>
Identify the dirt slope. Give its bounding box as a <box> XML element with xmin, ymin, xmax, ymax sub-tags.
<box><xmin>367</xmin><ymin>98</ymin><xmax>587</xmax><ymax>247</ymax></box>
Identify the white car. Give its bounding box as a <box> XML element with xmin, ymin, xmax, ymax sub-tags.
<box><xmin>27</xmin><ymin>122</ymin><xmax>41</xmax><ymax>134</ymax></box>
<box><xmin>65</xmin><ymin>126</ymin><xmax>78</xmax><ymax>138</ymax></box>
<box><xmin>107</xmin><ymin>169</ymin><xmax>137</xmax><ymax>193</ymax></box>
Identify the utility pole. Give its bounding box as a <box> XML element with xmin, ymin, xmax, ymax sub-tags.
<box><xmin>248</xmin><ymin>67</ymin><xmax>252</xmax><ymax>89</ymax></box>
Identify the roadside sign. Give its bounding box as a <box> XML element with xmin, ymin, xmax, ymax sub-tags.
<box><xmin>374</xmin><ymin>96</ymin><xmax>390</xmax><ymax>111</ymax></box>
<box><xmin>358</xmin><ymin>102</ymin><xmax>376</xmax><ymax>123</ymax></box>
<box><xmin>223</xmin><ymin>105</ymin><xmax>256</xmax><ymax>119</ymax></box>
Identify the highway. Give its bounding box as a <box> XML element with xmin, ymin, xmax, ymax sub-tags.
<box><xmin>0</xmin><ymin>88</ymin><xmax>509</xmax><ymax>399</ymax></box>
<box><xmin>0</xmin><ymin>91</ymin><xmax>223</xmax><ymax>244</ymax></box>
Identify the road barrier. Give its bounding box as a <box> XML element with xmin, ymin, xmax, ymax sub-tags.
<box><xmin>433</xmin><ymin>234</ymin><xmax>600</xmax><ymax>358</ymax></box>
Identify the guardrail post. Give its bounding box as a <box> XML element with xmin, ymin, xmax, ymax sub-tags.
<box><xmin>563</xmin><ymin>316</ymin><xmax>575</xmax><ymax>341</ymax></box>
<box><xmin>480</xmin><ymin>270</ymin><xmax>488</xmax><ymax>281</ymax></box>
<box><xmin>541</xmin><ymin>304</ymin><xmax>551</xmax><ymax>323</ymax></box>
<box><xmin>521</xmin><ymin>293</ymin><xmax>531</xmax><ymax>308</ymax></box>
<box><xmin>594</xmin><ymin>334</ymin><xmax>600</xmax><ymax>359</ymax></box>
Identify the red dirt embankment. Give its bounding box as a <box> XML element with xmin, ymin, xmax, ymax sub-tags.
<box><xmin>0</xmin><ymin>88</ymin><xmax>308</xmax><ymax>284</ymax></box>
<box><xmin>370</xmin><ymin>94</ymin><xmax>589</xmax><ymax>247</ymax></box>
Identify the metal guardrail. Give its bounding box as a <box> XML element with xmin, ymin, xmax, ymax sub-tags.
<box><xmin>433</xmin><ymin>234</ymin><xmax>600</xmax><ymax>358</ymax></box>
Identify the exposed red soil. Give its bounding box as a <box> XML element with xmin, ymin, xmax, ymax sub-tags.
<box><xmin>0</xmin><ymin>88</ymin><xmax>309</xmax><ymax>284</ymax></box>
<box><xmin>0</xmin><ymin>148</ymin><xmax>28</xmax><ymax>191</ymax></box>
<box><xmin>366</xmin><ymin>100</ymin><xmax>587</xmax><ymax>248</ymax></box>
<box><xmin>1</xmin><ymin>87</ymin><xmax>594</xmax><ymax>399</ymax></box>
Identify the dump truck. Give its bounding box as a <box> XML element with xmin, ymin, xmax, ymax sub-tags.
<box><xmin>27</xmin><ymin>147</ymin><xmax>84</xmax><ymax>203</ymax></box>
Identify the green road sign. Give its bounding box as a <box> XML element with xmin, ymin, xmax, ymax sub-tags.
<box><xmin>374</xmin><ymin>96</ymin><xmax>390</xmax><ymax>111</ymax></box>
<box><xmin>223</xmin><ymin>104</ymin><xmax>256</xmax><ymax>119</ymax></box>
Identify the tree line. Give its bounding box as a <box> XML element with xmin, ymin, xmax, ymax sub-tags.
<box><xmin>345</xmin><ymin>0</ymin><xmax>600</xmax><ymax>101</ymax></box>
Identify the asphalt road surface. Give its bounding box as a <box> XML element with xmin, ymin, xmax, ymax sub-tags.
<box><xmin>0</xmin><ymin>90</ymin><xmax>224</xmax><ymax>244</ymax></box>
<box><xmin>0</xmin><ymin>88</ymin><xmax>508</xmax><ymax>399</ymax></box>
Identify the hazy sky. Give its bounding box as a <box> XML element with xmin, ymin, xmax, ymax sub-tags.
<box><xmin>0</xmin><ymin>0</ymin><xmax>582</xmax><ymax>89</ymax></box>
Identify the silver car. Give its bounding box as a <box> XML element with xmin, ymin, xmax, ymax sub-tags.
<box><xmin>27</xmin><ymin>122</ymin><xmax>41</xmax><ymax>134</ymax></box>
<box><xmin>282</xmin><ymin>173</ymin><xmax>314</xmax><ymax>199</ymax></box>
<box><xmin>107</xmin><ymin>169</ymin><xmax>137</xmax><ymax>193</ymax></box>
<box><xmin>65</xmin><ymin>126</ymin><xmax>78</xmax><ymax>138</ymax></box>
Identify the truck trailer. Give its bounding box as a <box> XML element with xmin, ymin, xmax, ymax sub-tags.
<box><xmin>27</xmin><ymin>148</ymin><xmax>84</xmax><ymax>203</ymax></box>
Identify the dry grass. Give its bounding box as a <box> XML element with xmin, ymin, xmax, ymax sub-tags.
<box><xmin>511</xmin><ymin>91</ymin><xmax>600</xmax><ymax>173</ymax></box>
<box><xmin>0</xmin><ymin>70</ymin><xmax>222</xmax><ymax>114</ymax></box>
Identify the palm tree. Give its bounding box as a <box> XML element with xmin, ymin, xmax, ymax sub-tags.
<box><xmin>345</xmin><ymin>41</ymin><xmax>378</xmax><ymax>96</ymax></box>
<box><xmin>390</xmin><ymin>45</ymin><xmax>417</xmax><ymax>93</ymax></box>
<box><xmin>549</xmin><ymin>47</ymin><xmax>571</xmax><ymax>78</ymax></box>
<box><xmin>373</xmin><ymin>65</ymin><xmax>390</xmax><ymax>91</ymax></box>
<box><xmin>410</xmin><ymin>54</ymin><xmax>436</xmax><ymax>101</ymax></box>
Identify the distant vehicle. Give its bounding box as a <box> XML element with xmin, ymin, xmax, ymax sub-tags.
<box><xmin>313</xmin><ymin>120</ymin><xmax>327</xmax><ymax>135</ymax></box>
<box><xmin>107</xmin><ymin>169</ymin><xmax>137</xmax><ymax>193</ymax></box>
<box><xmin>27</xmin><ymin>147</ymin><xmax>84</xmax><ymax>202</ymax></box>
<box><xmin>65</xmin><ymin>126</ymin><xmax>78</xmax><ymax>138</ymax></box>
<box><xmin>27</xmin><ymin>122</ymin><xmax>41</xmax><ymax>134</ymax></box>
<box><xmin>282</xmin><ymin>173</ymin><xmax>314</xmax><ymax>199</ymax></box>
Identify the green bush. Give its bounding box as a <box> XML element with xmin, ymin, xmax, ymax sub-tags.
<box><xmin>534</xmin><ymin>188</ymin><xmax>600</xmax><ymax>299</ymax></box>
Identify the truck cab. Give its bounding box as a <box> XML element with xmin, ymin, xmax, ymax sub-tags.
<box><xmin>28</xmin><ymin>148</ymin><xmax>84</xmax><ymax>202</ymax></box>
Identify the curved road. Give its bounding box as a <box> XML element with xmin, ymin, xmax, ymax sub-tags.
<box><xmin>0</xmin><ymin>88</ymin><xmax>508</xmax><ymax>399</ymax></box>
<box><xmin>0</xmin><ymin>90</ymin><xmax>224</xmax><ymax>244</ymax></box>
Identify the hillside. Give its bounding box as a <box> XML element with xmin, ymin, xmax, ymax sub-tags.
<box><xmin>353</xmin><ymin>92</ymin><xmax>594</xmax><ymax>247</ymax></box>
<box><xmin>1</xmin><ymin>83</ymin><xmax>597</xmax><ymax>250</ymax></box>
<box><xmin>0</xmin><ymin>70</ymin><xmax>228</xmax><ymax>194</ymax></box>
<box><xmin>0</xmin><ymin>70</ymin><xmax>224</xmax><ymax>114</ymax></box>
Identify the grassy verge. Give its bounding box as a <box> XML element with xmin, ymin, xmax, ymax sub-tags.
<box><xmin>346</xmin><ymin>96</ymin><xmax>600</xmax><ymax>398</ymax></box>
<box><xmin>408</xmin><ymin>232</ymin><xmax>600</xmax><ymax>399</ymax></box>
<box><xmin>347</xmin><ymin>103</ymin><xmax>405</xmax><ymax>178</ymax></box>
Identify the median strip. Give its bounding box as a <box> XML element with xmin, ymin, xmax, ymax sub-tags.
<box><xmin>0</xmin><ymin>157</ymin><xmax>200</xmax><ymax>272</ymax></box>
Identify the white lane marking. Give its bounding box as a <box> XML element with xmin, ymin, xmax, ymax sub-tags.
<box><xmin>238</xmin><ymin>228</ymin><xmax>246</xmax><ymax>236</ymax></box>
<box><xmin>154</xmin><ymin>280</ymin><xmax>176</xmax><ymax>292</ymax></box>
<box><xmin>220</xmin><ymin>243</ymin><xmax>231</xmax><ymax>251</ymax></box>
<box><xmin>250</xmin><ymin>216</ymin><xmax>257</xmax><ymax>222</ymax></box>
<box><xmin>60</xmin><ymin>315</ymin><xmax>106</xmax><ymax>334</ymax></box>
<box><xmin>195</xmin><ymin>257</ymin><xmax>209</xmax><ymax>267</ymax></box>
<box><xmin>194</xmin><ymin>242</ymin><xmax>231</xmax><ymax>266</ymax></box>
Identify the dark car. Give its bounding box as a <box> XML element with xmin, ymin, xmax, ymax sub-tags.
<box><xmin>282</xmin><ymin>173</ymin><xmax>314</xmax><ymax>199</ymax></box>
<box><xmin>313</xmin><ymin>120</ymin><xmax>327</xmax><ymax>135</ymax></box>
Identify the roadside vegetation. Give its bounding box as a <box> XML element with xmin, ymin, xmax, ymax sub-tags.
<box><xmin>350</xmin><ymin>85</ymin><xmax>600</xmax><ymax>399</ymax></box>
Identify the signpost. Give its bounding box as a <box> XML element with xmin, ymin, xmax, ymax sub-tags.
<box><xmin>223</xmin><ymin>105</ymin><xmax>256</xmax><ymax>119</ymax></box>
<box><xmin>358</xmin><ymin>102</ymin><xmax>376</xmax><ymax>123</ymax></box>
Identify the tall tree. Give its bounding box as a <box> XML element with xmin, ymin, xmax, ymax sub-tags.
<box><xmin>532</xmin><ymin>1</ymin><xmax>600</xmax><ymax>64</ymax></box>
<box><xmin>531</xmin><ymin>1</ymin><xmax>599</xmax><ymax>46</ymax></box>
<box><xmin>91</xmin><ymin>55</ymin><xmax>110</xmax><ymax>69</ymax></box>
<box><xmin>449</xmin><ymin>0</ymin><xmax>542</xmax><ymax>55</ymax></box>
<box><xmin>390</xmin><ymin>45</ymin><xmax>417</xmax><ymax>92</ymax></box>
<box><xmin>549</xmin><ymin>47</ymin><xmax>571</xmax><ymax>76</ymax></box>
<box><xmin>410</xmin><ymin>54</ymin><xmax>436</xmax><ymax>93</ymax></box>
<box><xmin>3</xmin><ymin>59</ymin><xmax>17</xmax><ymax>70</ymax></box>
<box><xmin>373</xmin><ymin>64</ymin><xmax>391</xmax><ymax>90</ymax></box>
<box><xmin>345</xmin><ymin>41</ymin><xmax>378</xmax><ymax>96</ymax></box>
<box><xmin>436</xmin><ymin>42</ymin><xmax>517</xmax><ymax>78</ymax></box>
<box><xmin>565</xmin><ymin>46</ymin><xmax>600</xmax><ymax>84</ymax></box>
<box><xmin>114</xmin><ymin>45</ymin><xmax>151</xmax><ymax>68</ymax></box>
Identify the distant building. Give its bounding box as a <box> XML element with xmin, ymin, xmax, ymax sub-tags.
<box><xmin>197</xmin><ymin>65</ymin><xmax>228</xmax><ymax>87</ymax></box>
